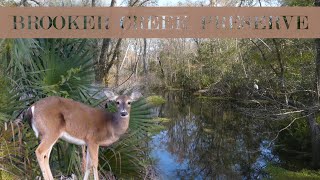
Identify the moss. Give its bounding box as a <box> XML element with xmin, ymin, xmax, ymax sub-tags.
<box><xmin>266</xmin><ymin>165</ymin><xmax>320</xmax><ymax>180</ymax></box>
<box><xmin>316</xmin><ymin>114</ymin><xmax>320</xmax><ymax>124</ymax></box>
<box><xmin>146</xmin><ymin>96</ymin><xmax>166</xmax><ymax>106</ymax></box>
<box><xmin>153</xmin><ymin>117</ymin><xmax>171</xmax><ymax>123</ymax></box>
<box><xmin>203</xmin><ymin>128</ymin><xmax>214</xmax><ymax>133</ymax></box>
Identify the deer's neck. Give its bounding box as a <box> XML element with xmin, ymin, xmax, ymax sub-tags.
<box><xmin>99</xmin><ymin>112</ymin><xmax>130</xmax><ymax>146</ymax></box>
<box><xmin>111</xmin><ymin>112</ymin><xmax>130</xmax><ymax>136</ymax></box>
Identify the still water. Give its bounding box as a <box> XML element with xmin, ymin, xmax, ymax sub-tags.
<box><xmin>150</xmin><ymin>92</ymin><xmax>279</xmax><ymax>179</ymax></box>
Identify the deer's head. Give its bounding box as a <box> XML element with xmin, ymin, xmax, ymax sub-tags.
<box><xmin>104</xmin><ymin>90</ymin><xmax>142</xmax><ymax>118</ymax></box>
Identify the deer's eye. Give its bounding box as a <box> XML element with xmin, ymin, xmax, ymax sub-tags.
<box><xmin>116</xmin><ymin>101</ymin><xmax>120</xmax><ymax>104</ymax></box>
<box><xmin>128</xmin><ymin>102</ymin><xmax>131</xmax><ymax>105</ymax></box>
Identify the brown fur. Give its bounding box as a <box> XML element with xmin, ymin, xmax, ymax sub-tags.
<box><xmin>32</xmin><ymin>96</ymin><xmax>127</xmax><ymax>144</ymax></box>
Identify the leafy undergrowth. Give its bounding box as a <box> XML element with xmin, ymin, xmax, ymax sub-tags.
<box><xmin>0</xmin><ymin>170</ymin><xmax>15</xmax><ymax>180</ymax></box>
<box><xmin>266</xmin><ymin>165</ymin><xmax>320</xmax><ymax>180</ymax></box>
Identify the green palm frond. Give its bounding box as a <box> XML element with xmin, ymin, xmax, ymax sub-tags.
<box><xmin>26</xmin><ymin>39</ymin><xmax>95</xmax><ymax>101</ymax></box>
<box><xmin>0</xmin><ymin>38</ymin><xmax>97</xmax><ymax>179</ymax></box>
<box><xmin>0</xmin><ymin>39</ymin><xmax>38</xmax><ymax>77</ymax></box>
<box><xmin>0</xmin><ymin>75</ymin><xmax>24</xmax><ymax>123</ymax></box>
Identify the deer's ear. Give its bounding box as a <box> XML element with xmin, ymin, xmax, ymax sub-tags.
<box><xmin>104</xmin><ymin>90</ymin><xmax>118</xmax><ymax>101</ymax></box>
<box><xmin>130</xmin><ymin>91</ymin><xmax>142</xmax><ymax>101</ymax></box>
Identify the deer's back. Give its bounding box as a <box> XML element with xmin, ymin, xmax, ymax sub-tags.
<box><xmin>31</xmin><ymin>96</ymin><xmax>112</xmax><ymax>142</ymax></box>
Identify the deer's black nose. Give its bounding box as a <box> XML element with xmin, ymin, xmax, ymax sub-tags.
<box><xmin>120</xmin><ymin>112</ymin><xmax>128</xmax><ymax>116</ymax></box>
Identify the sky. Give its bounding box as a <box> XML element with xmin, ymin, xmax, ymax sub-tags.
<box><xmin>156</xmin><ymin>0</ymin><xmax>280</xmax><ymax>6</ymax></box>
<box><xmin>157</xmin><ymin>0</ymin><xmax>199</xmax><ymax>6</ymax></box>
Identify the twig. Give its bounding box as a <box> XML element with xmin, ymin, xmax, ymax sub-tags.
<box><xmin>273</xmin><ymin>110</ymin><xmax>304</xmax><ymax>116</ymax></box>
<box><xmin>114</xmin><ymin>55</ymin><xmax>140</xmax><ymax>88</ymax></box>
<box><xmin>268</xmin><ymin>113</ymin><xmax>311</xmax><ymax>147</ymax></box>
<box><xmin>29</xmin><ymin>0</ymin><xmax>41</xmax><ymax>6</ymax></box>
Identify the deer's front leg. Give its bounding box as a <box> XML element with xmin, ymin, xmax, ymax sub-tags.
<box><xmin>87</xmin><ymin>143</ymin><xmax>100</xmax><ymax>180</ymax></box>
<box><xmin>81</xmin><ymin>145</ymin><xmax>87</xmax><ymax>174</ymax></box>
<box><xmin>84</xmin><ymin>143</ymin><xmax>99</xmax><ymax>180</ymax></box>
<box><xmin>35</xmin><ymin>135</ymin><xmax>58</xmax><ymax>180</ymax></box>
<box><xmin>83</xmin><ymin>146</ymin><xmax>91</xmax><ymax>180</ymax></box>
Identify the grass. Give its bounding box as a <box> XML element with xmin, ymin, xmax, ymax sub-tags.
<box><xmin>0</xmin><ymin>170</ymin><xmax>15</xmax><ymax>180</ymax></box>
<box><xmin>266</xmin><ymin>165</ymin><xmax>320</xmax><ymax>180</ymax></box>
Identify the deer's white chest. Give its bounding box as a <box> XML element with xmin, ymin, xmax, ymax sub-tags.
<box><xmin>100</xmin><ymin>136</ymin><xmax>119</xmax><ymax>146</ymax></box>
<box><xmin>60</xmin><ymin>132</ymin><xmax>86</xmax><ymax>145</ymax></box>
<box><xmin>31</xmin><ymin>106</ymin><xmax>40</xmax><ymax>138</ymax></box>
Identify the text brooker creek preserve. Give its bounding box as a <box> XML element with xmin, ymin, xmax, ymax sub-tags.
<box><xmin>12</xmin><ymin>15</ymin><xmax>189</xmax><ymax>30</ymax></box>
<box><xmin>12</xmin><ymin>15</ymin><xmax>309</xmax><ymax>31</ymax></box>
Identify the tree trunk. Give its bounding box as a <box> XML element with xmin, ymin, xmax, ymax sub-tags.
<box><xmin>95</xmin><ymin>0</ymin><xmax>116</xmax><ymax>83</ymax></box>
<box><xmin>316</xmin><ymin>39</ymin><xmax>320</xmax><ymax>103</ymax></box>
<box><xmin>307</xmin><ymin>113</ymin><xmax>320</xmax><ymax>169</ymax></box>
<box><xmin>273</xmin><ymin>39</ymin><xmax>288</xmax><ymax>105</ymax></box>
<box><xmin>96</xmin><ymin>39</ymin><xmax>111</xmax><ymax>82</ymax></box>
<box><xmin>316</xmin><ymin>0</ymin><xmax>320</xmax><ymax>103</ymax></box>
<box><xmin>308</xmin><ymin>0</ymin><xmax>320</xmax><ymax>169</ymax></box>
<box><xmin>115</xmin><ymin>52</ymin><xmax>120</xmax><ymax>86</ymax></box>
<box><xmin>104</xmin><ymin>39</ymin><xmax>122</xmax><ymax>84</ymax></box>
<box><xmin>157</xmin><ymin>56</ymin><xmax>166</xmax><ymax>85</ymax></box>
<box><xmin>142</xmin><ymin>38</ymin><xmax>148</xmax><ymax>76</ymax></box>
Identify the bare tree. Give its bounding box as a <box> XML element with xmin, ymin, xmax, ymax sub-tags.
<box><xmin>96</xmin><ymin>0</ymin><xmax>152</xmax><ymax>84</ymax></box>
<box><xmin>95</xmin><ymin>0</ymin><xmax>120</xmax><ymax>84</ymax></box>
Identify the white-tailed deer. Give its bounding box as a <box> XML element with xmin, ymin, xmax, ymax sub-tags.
<box><xmin>24</xmin><ymin>90</ymin><xmax>142</xmax><ymax>180</ymax></box>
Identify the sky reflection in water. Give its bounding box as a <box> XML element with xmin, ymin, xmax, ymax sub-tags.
<box><xmin>150</xmin><ymin>93</ymin><xmax>279</xmax><ymax>179</ymax></box>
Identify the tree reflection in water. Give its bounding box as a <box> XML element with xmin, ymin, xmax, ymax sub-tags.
<box><xmin>151</xmin><ymin>92</ymin><xmax>277</xmax><ymax>179</ymax></box>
